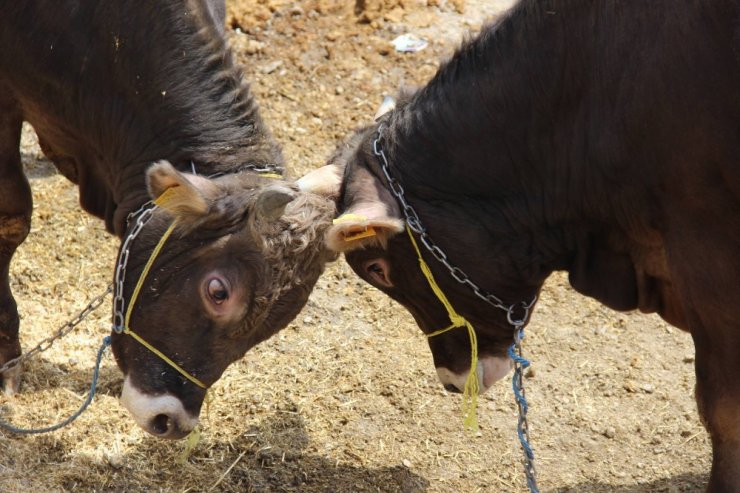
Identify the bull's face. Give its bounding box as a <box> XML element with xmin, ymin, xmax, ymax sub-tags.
<box><xmin>112</xmin><ymin>161</ymin><xmax>335</xmax><ymax>438</ymax></box>
<box><xmin>298</xmin><ymin>122</ymin><xmax>539</xmax><ymax>398</ymax></box>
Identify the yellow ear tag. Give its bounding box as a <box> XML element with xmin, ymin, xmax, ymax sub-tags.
<box><xmin>343</xmin><ymin>226</ymin><xmax>377</xmax><ymax>242</ymax></box>
<box><xmin>153</xmin><ymin>185</ymin><xmax>181</xmax><ymax>208</ymax></box>
<box><xmin>332</xmin><ymin>214</ymin><xmax>377</xmax><ymax>242</ymax></box>
<box><xmin>332</xmin><ymin>213</ymin><xmax>368</xmax><ymax>224</ymax></box>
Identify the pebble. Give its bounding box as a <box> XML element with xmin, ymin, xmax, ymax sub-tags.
<box><xmin>108</xmin><ymin>453</ymin><xmax>124</xmax><ymax>469</ymax></box>
<box><xmin>245</xmin><ymin>40</ymin><xmax>265</xmax><ymax>55</ymax></box>
<box><xmin>402</xmin><ymin>459</ymin><xmax>412</xmax><ymax>468</ymax></box>
<box><xmin>261</xmin><ymin>60</ymin><xmax>283</xmax><ymax>74</ymax></box>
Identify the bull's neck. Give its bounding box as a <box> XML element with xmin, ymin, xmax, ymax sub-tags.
<box><xmin>383</xmin><ymin>0</ymin><xmax>596</xmax><ymax>274</ymax></box>
<box><xmin>82</xmin><ymin>2</ymin><xmax>282</xmax><ymax>236</ymax></box>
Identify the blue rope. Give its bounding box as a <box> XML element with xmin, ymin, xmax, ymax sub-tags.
<box><xmin>0</xmin><ymin>336</ymin><xmax>111</xmax><ymax>435</ymax></box>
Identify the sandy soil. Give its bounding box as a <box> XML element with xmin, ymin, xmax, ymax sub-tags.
<box><xmin>0</xmin><ymin>1</ymin><xmax>710</xmax><ymax>492</ymax></box>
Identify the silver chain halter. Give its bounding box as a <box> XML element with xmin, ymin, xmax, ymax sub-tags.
<box><xmin>372</xmin><ymin>123</ymin><xmax>540</xmax><ymax>492</ymax></box>
<box><xmin>111</xmin><ymin>204</ymin><xmax>156</xmax><ymax>332</ymax></box>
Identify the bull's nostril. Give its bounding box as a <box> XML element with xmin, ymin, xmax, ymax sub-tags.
<box><xmin>151</xmin><ymin>414</ymin><xmax>172</xmax><ymax>435</ymax></box>
<box><xmin>444</xmin><ymin>383</ymin><xmax>462</xmax><ymax>394</ymax></box>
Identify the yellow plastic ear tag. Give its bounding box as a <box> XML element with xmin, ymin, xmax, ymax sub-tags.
<box><xmin>332</xmin><ymin>213</ymin><xmax>368</xmax><ymax>224</ymax></box>
<box><xmin>333</xmin><ymin>214</ymin><xmax>377</xmax><ymax>242</ymax></box>
<box><xmin>343</xmin><ymin>226</ymin><xmax>377</xmax><ymax>242</ymax></box>
<box><xmin>153</xmin><ymin>186</ymin><xmax>181</xmax><ymax>208</ymax></box>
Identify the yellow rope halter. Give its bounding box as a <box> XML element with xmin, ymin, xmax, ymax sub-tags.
<box><xmin>405</xmin><ymin>226</ymin><xmax>481</xmax><ymax>432</ymax></box>
<box><xmin>120</xmin><ymin>188</ymin><xmax>208</xmax><ymax>390</ymax></box>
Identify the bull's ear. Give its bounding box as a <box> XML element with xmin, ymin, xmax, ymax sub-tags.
<box><xmin>296</xmin><ymin>164</ymin><xmax>343</xmax><ymax>199</ymax></box>
<box><xmin>324</xmin><ymin>163</ymin><xmax>403</xmax><ymax>252</ymax></box>
<box><xmin>255</xmin><ymin>184</ymin><xmax>297</xmax><ymax>221</ymax></box>
<box><xmin>326</xmin><ymin>211</ymin><xmax>404</xmax><ymax>253</ymax></box>
<box><xmin>146</xmin><ymin>160</ymin><xmax>220</xmax><ymax>221</ymax></box>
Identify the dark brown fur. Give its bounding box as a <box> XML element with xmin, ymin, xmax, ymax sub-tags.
<box><xmin>323</xmin><ymin>1</ymin><xmax>740</xmax><ymax>490</ymax></box>
<box><xmin>0</xmin><ymin>0</ymin><xmax>336</xmax><ymax>429</ymax></box>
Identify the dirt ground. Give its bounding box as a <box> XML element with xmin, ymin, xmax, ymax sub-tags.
<box><xmin>0</xmin><ymin>1</ymin><xmax>711</xmax><ymax>492</ymax></box>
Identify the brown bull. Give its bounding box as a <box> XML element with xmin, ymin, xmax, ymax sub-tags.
<box><xmin>0</xmin><ymin>0</ymin><xmax>335</xmax><ymax>438</ymax></box>
<box><xmin>298</xmin><ymin>0</ymin><xmax>740</xmax><ymax>490</ymax></box>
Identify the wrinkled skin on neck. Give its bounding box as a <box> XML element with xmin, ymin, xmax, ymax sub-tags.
<box><xmin>112</xmin><ymin>162</ymin><xmax>336</xmax><ymax>438</ymax></box>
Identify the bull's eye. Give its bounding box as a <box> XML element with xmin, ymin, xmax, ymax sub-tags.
<box><xmin>207</xmin><ymin>278</ymin><xmax>229</xmax><ymax>304</ymax></box>
<box><xmin>364</xmin><ymin>259</ymin><xmax>392</xmax><ymax>288</ymax></box>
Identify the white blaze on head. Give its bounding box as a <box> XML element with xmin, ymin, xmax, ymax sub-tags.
<box><xmin>436</xmin><ymin>356</ymin><xmax>513</xmax><ymax>394</ymax></box>
<box><xmin>120</xmin><ymin>375</ymin><xmax>199</xmax><ymax>439</ymax></box>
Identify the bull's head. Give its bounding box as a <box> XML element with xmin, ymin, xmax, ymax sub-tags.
<box><xmin>112</xmin><ymin>161</ymin><xmax>336</xmax><ymax>438</ymax></box>
<box><xmin>297</xmin><ymin>98</ymin><xmax>541</xmax><ymax>399</ymax></box>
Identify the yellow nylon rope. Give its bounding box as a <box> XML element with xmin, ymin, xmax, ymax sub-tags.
<box><xmin>406</xmin><ymin>226</ymin><xmax>480</xmax><ymax>432</ymax></box>
<box><xmin>122</xmin><ymin>216</ymin><xmax>208</xmax><ymax>390</ymax></box>
<box><xmin>256</xmin><ymin>172</ymin><xmax>283</xmax><ymax>179</ymax></box>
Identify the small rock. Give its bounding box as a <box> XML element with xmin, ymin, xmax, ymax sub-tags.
<box><xmin>108</xmin><ymin>453</ymin><xmax>125</xmax><ymax>469</ymax></box>
<box><xmin>402</xmin><ymin>459</ymin><xmax>412</xmax><ymax>468</ymax></box>
<box><xmin>603</xmin><ymin>427</ymin><xmax>616</xmax><ymax>439</ymax></box>
<box><xmin>245</xmin><ymin>40</ymin><xmax>265</xmax><ymax>55</ymax></box>
<box><xmin>326</xmin><ymin>30</ymin><xmax>342</xmax><ymax>41</ymax></box>
<box><xmin>335</xmin><ymin>86</ymin><xmax>344</xmax><ymax>95</ymax></box>
<box><xmin>683</xmin><ymin>354</ymin><xmax>695</xmax><ymax>363</ymax></box>
<box><xmin>640</xmin><ymin>383</ymin><xmax>655</xmax><ymax>394</ymax></box>
<box><xmin>261</xmin><ymin>60</ymin><xmax>283</xmax><ymax>74</ymax></box>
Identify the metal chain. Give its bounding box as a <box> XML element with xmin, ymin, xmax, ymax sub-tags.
<box><xmin>112</xmin><ymin>205</ymin><xmax>156</xmax><ymax>332</ymax></box>
<box><xmin>243</xmin><ymin>163</ymin><xmax>284</xmax><ymax>176</ymax></box>
<box><xmin>372</xmin><ymin>124</ymin><xmax>540</xmax><ymax>492</ymax></box>
<box><xmin>372</xmin><ymin>125</ymin><xmax>536</xmax><ymax>320</ymax></box>
<box><xmin>508</xmin><ymin>326</ymin><xmax>539</xmax><ymax>492</ymax></box>
<box><xmin>0</xmin><ymin>284</ymin><xmax>113</xmax><ymax>376</ymax></box>
<box><xmin>206</xmin><ymin>163</ymin><xmax>285</xmax><ymax>180</ymax></box>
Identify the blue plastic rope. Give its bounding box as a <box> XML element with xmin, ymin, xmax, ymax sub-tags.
<box><xmin>508</xmin><ymin>328</ymin><xmax>540</xmax><ymax>493</ymax></box>
<box><xmin>0</xmin><ymin>336</ymin><xmax>111</xmax><ymax>434</ymax></box>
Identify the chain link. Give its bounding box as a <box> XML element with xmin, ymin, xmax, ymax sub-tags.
<box><xmin>509</xmin><ymin>326</ymin><xmax>539</xmax><ymax>492</ymax></box>
<box><xmin>0</xmin><ymin>284</ymin><xmax>113</xmax><ymax>375</ymax></box>
<box><xmin>113</xmin><ymin>205</ymin><xmax>156</xmax><ymax>332</ymax></box>
<box><xmin>206</xmin><ymin>163</ymin><xmax>285</xmax><ymax>180</ymax></box>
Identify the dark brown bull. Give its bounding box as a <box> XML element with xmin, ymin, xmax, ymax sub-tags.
<box><xmin>0</xmin><ymin>0</ymin><xmax>335</xmax><ymax>438</ymax></box>
<box><xmin>298</xmin><ymin>0</ymin><xmax>740</xmax><ymax>490</ymax></box>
